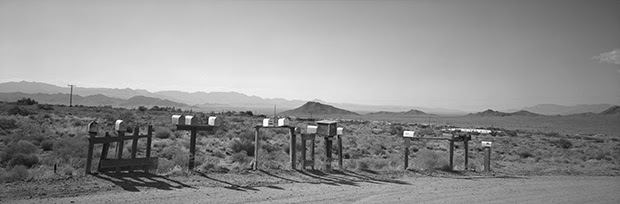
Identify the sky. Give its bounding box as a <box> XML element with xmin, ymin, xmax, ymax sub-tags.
<box><xmin>1</xmin><ymin>0</ymin><xmax>619</xmax><ymax>112</ymax></box>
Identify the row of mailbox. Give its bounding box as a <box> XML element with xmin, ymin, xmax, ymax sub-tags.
<box><xmin>402</xmin><ymin>130</ymin><xmax>493</xmax><ymax>147</ymax></box>
<box><xmin>171</xmin><ymin>115</ymin><xmax>222</xmax><ymax>127</ymax></box>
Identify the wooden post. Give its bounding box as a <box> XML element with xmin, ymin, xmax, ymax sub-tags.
<box><xmin>311</xmin><ymin>136</ymin><xmax>315</xmax><ymax>170</ymax></box>
<box><xmin>301</xmin><ymin>135</ymin><xmax>307</xmax><ymax>169</ymax></box>
<box><xmin>189</xmin><ymin>128</ymin><xmax>197</xmax><ymax>170</ymax></box>
<box><xmin>484</xmin><ymin>146</ymin><xmax>491</xmax><ymax>172</ymax></box>
<box><xmin>130</xmin><ymin>126</ymin><xmax>139</xmax><ymax>173</ymax></box>
<box><xmin>146</xmin><ymin>125</ymin><xmax>153</xmax><ymax>158</ymax></box>
<box><xmin>337</xmin><ymin>135</ymin><xmax>343</xmax><ymax>170</ymax></box>
<box><xmin>86</xmin><ymin>132</ymin><xmax>96</xmax><ymax>174</ymax></box>
<box><xmin>100</xmin><ymin>132</ymin><xmax>111</xmax><ymax>166</ymax></box>
<box><xmin>464</xmin><ymin>137</ymin><xmax>469</xmax><ymax>170</ymax></box>
<box><xmin>254</xmin><ymin>127</ymin><xmax>260</xmax><ymax>170</ymax></box>
<box><xmin>449</xmin><ymin>140</ymin><xmax>454</xmax><ymax>171</ymax></box>
<box><xmin>289</xmin><ymin>127</ymin><xmax>296</xmax><ymax>170</ymax></box>
<box><xmin>116</xmin><ymin>130</ymin><xmax>125</xmax><ymax>173</ymax></box>
<box><xmin>403</xmin><ymin>138</ymin><xmax>410</xmax><ymax>170</ymax></box>
<box><xmin>325</xmin><ymin>137</ymin><xmax>332</xmax><ymax>171</ymax></box>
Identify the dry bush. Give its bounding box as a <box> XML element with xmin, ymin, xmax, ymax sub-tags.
<box><xmin>0</xmin><ymin>165</ymin><xmax>30</xmax><ymax>183</ymax></box>
<box><xmin>1</xmin><ymin>140</ymin><xmax>40</xmax><ymax>168</ymax></box>
<box><xmin>154</xmin><ymin>127</ymin><xmax>172</xmax><ymax>139</ymax></box>
<box><xmin>52</xmin><ymin>137</ymin><xmax>88</xmax><ymax>168</ymax></box>
<box><xmin>229</xmin><ymin>139</ymin><xmax>254</xmax><ymax>156</ymax></box>
<box><xmin>41</xmin><ymin>140</ymin><xmax>54</xmax><ymax>151</ymax></box>
<box><xmin>413</xmin><ymin>149</ymin><xmax>450</xmax><ymax>171</ymax></box>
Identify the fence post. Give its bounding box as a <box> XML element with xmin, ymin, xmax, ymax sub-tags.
<box><xmin>464</xmin><ymin>136</ymin><xmax>469</xmax><ymax>170</ymax></box>
<box><xmin>449</xmin><ymin>140</ymin><xmax>454</xmax><ymax>171</ymax></box>
<box><xmin>254</xmin><ymin>127</ymin><xmax>260</xmax><ymax>170</ymax></box>
<box><xmin>290</xmin><ymin>127</ymin><xmax>296</xmax><ymax>170</ymax></box>
<box><xmin>146</xmin><ymin>125</ymin><xmax>153</xmax><ymax>158</ymax></box>
<box><xmin>404</xmin><ymin>138</ymin><xmax>410</xmax><ymax>170</ymax></box>
<box><xmin>338</xmin><ymin>135</ymin><xmax>343</xmax><ymax>170</ymax></box>
<box><xmin>482</xmin><ymin>141</ymin><xmax>492</xmax><ymax>172</ymax></box>
<box><xmin>189</xmin><ymin>128</ymin><xmax>197</xmax><ymax>170</ymax></box>
<box><xmin>86</xmin><ymin>132</ymin><xmax>96</xmax><ymax>174</ymax></box>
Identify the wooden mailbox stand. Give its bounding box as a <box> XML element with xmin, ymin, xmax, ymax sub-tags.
<box><xmin>300</xmin><ymin>132</ymin><xmax>316</xmax><ymax>170</ymax></box>
<box><xmin>85</xmin><ymin>121</ymin><xmax>158</xmax><ymax>174</ymax></box>
<box><xmin>173</xmin><ymin>115</ymin><xmax>221</xmax><ymax>170</ymax></box>
<box><xmin>316</xmin><ymin>120</ymin><xmax>343</xmax><ymax>171</ymax></box>
<box><xmin>403</xmin><ymin>131</ymin><xmax>471</xmax><ymax>171</ymax></box>
<box><xmin>253</xmin><ymin>125</ymin><xmax>297</xmax><ymax>170</ymax></box>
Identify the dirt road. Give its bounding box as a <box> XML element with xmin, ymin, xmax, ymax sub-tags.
<box><xmin>9</xmin><ymin>175</ymin><xmax>619</xmax><ymax>204</ymax></box>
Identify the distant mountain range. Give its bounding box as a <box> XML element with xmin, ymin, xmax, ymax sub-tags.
<box><xmin>517</xmin><ymin>104</ymin><xmax>615</xmax><ymax>116</ymax></box>
<box><xmin>0</xmin><ymin>81</ymin><xmax>617</xmax><ymax>116</ymax></box>
<box><xmin>279</xmin><ymin>101</ymin><xmax>359</xmax><ymax>116</ymax></box>
<box><xmin>367</xmin><ymin>109</ymin><xmax>435</xmax><ymax>116</ymax></box>
<box><xmin>0</xmin><ymin>92</ymin><xmax>190</xmax><ymax>108</ymax></box>
<box><xmin>467</xmin><ymin>109</ymin><xmax>542</xmax><ymax>117</ymax></box>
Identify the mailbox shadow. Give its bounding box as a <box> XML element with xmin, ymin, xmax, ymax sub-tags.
<box><xmin>92</xmin><ymin>172</ymin><xmax>194</xmax><ymax>192</ymax></box>
<box><xmin>296</xmin><ymin>169</ymin><xmax>411</xmax><ymax>186</ymax></box>
<box><xmin>194</xmin><ymin>171</ymin><xmax>259</xmax><ymax>192</ymax></box>
<box><xmin>409</xmin><ymin>169</ymin><xmax>528</xmax><ymax>180</ymax></box>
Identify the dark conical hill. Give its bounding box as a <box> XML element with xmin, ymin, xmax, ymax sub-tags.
<box><xmin>280</xmin><ymin>101</ymin><xmax>359</xmax><ymax>116</ymax></box>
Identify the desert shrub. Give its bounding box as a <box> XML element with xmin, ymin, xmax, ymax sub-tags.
<box><xmin>0</xmin><ymin>165</ymin><xmax>30</xmax><ymax>183</ymax></box>
<box><xmin>1</xmin><ymin>140</ymin><xmax>38</xmax><ymax>163</ymax></box>
<box><xmin>389</xmin><ymin>125</ymin><xmax>403</xmax><ymax>136</ymax></box>
<box><xmin>16</xmin><ymin>98</ymin><xmax>38</xmax><ymax>105</ymax></box>
<box><xmin>414</xmin><ymin>150</ymin><xmax>449</xmax><ymax>171</ymax></box>
<box><xmin>154</xmin><ymin>127</ymin><xmax>172</xmax><ymax>139</ymax></box>
<box><xmin>8</xmin><ymin>153</ymin><xmax>39</xmax><ymax>168</ymax></box>
<box><xmin>7</xmin><ymin>106</ymin><xmax>33</xmax><ymax>116</ymax></box>
<box><xmin>212</xmin><ymin>150</ymin><xmax>226</xmax><ymax>158</ymax></box>
<box><xmin>551</xmin><ymin>138</ymin><xmax>572</xmax><ymax>149</ymax></box>
<box><xmin>37</xmin><ymin>104</ymin><xmax>54</xmax><ymax>110</ymax></box>
<box><xmin>230</xmin><ymin>150</ymin><xmax>249</xmax><ymax>164</ymax></box>
<box><xmin>503</xmin><ymin>129</ymin><xmax>518</xmax><ymax>137</ymax></box>
<box><xmin>517</xmin><ymin>150</ymin><xmax>534</xmax><ymax>158</ymax></box>
<box><xmin>229</xmin><ymin>139</ymin><xmax>254</xmax><ymax>156</ymax></box>
<box><xmin>138</xmin><ymin>106</ymin><xmax>147</xmax><ymax>111</ymax></box>
<box><xmin>41</xmin><ymin>140</ymin><xmax>54</xmax><ymax>151</ymax></box>
<box><xmin>52</xmin><ymin>137</ymin><xmax>88</xmax><ymax>167</ymax></box>
<box><xmin>356</xmin><ymin>159</ymin><xmax>370</xmax><ymax>171</ymax></box>
<box><xmin>0</xmin><ymin>118</ymin><xmax>18</xmax><ymax>130</ymax></box>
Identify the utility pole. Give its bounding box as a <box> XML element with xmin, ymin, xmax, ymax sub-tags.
<box><xmin>68</xmin><ymin>84</ymin><xmax>74</xmax><ymax>107</ymax></box>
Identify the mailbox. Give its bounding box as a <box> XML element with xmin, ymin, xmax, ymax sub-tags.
<box><xmin>184</xmin><ymin>115</ymin><xmax>197</xmax><ymax>126</ymax></box>
<box><xmin>317</xmin><ymin>120</ymin><xmax>337</xmax><ymax>136</ymax></box>
<box><xmin>277</xmin><ymin>118</ymin><xmax>290</xmax><ymax>127</ymax></box>
<box><xmin>295</xmin><ymin>127</ymin><xmax>301</xmax><ymax>134</ymax></box>
<box><xmin>307</xmin><ymin>125</ymin><xmax>318</xmax><ymax>134</ymax></box>
<box><xmin>262</xmin><ymin>118</ymin><xmax>274</xmax><ymax>127</ymax></box>
<box><xmin>208</xmin><ymin>116</ymin><xmax>222</xmax><ymax>126</ymax></box>
<box><xmin>171</xmin><ymin>114</ymin><xmax>185</xmax><ymax>125</ymax></box>
<box><xmin>481</xmin><ymin>141</ymin><xmax>492</xmax><ymax>147</ymax></box>
<box><xmin>87</xmin><ymin>121</ymin><xmax>99</xmax><ymax>134</ymax></box>
<box><xmin>337</xmin><ymin>127</ymin><xmax>344</xmax><ymax>136</ymax></box>
<box><xmin>115</xmin><ymin>120</ymin><xmax>127</xmax><ymax>131</ymax></box>
<box><xmin>403</xmin><ymin>131</ymin><xmax>415</xmax><ymax>138</ymax></box>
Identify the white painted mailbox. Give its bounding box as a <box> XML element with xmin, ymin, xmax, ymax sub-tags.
<box><xmin>307</xmin><ymin>125</ymin><xmax>318</xmax><ymax>134</ymax></box>
<box><xmin>87</xmin><ymin>121</ymin><xmax>99</xmax><ymax>134</ymax></box>
<box><xmin>262</xmin><ymin>118</ymin><xmax>274</xmax><ymax>127</ymax></box>
<box><xmin>208</xmin><ymin>116</ymin><xmax>222</xmax><ymax>127</ymax></box>
<box><xmin>403</xmin><ymin>131</ymin><xmax>415</xmax><ymax>138</ymax></box>
<box><xmin>171</xmin><ymin>115</ymin><xmax>185</xmax><ymax>125</ymax></box>
<box><xmin>184</xmin><ymin>115</ymin><xmax>198</xmax><ymax>126</ymax></box>
<box><xmin>114</xmin><ymin>120</ymin><xmax>127</xmax><ymax>131</ymax></box>
<box><xmin>481</xmin><ymin>141</ymin><xmax>492</xmax><ymax>147</ymax></box>
<box><xmin>277</xmin><ymin>118</ymin><xmax>290</xmax><ymax>127</ymax></box>
<box><xmin>337</xmin><ymin>127</ymin><xmax>344</xmax><ymax>136</ymax></box>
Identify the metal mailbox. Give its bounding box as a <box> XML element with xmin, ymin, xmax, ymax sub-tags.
<box><xmin>171</xmin><ymin>114</ymin><xmax>185</xmax><ymax>125</ymax></box>
<box><xmin>87</xmin><ymin>121</ymin><xmax>99</xmax><ymax>134</ymax></box>
<box><xmin>337</xmin><ymin>127</ymin><xmax>344</xmax><ymax>136</ymax></box>
<box><xmin>481</xmin><ymin>141</ymin><xmax>492</xmax><ymax>147</ymax></box>
<box><xmin>262</xmin><ymin>118</ymin><xmax>273</xmax><ymax>127</ymax></box>
<box><xmin>184</xmin><ymin>115</ymin><xmax>197</xmax><ymax>126</ymax></box>
<box><xmin>316</xmin><ymin>120</ymin><xmax>337</xmax><ymax>136</ymax></box>
<box><xmin>277</xmin><ymin>118</ymin><xmax>290</xmax><ymax>127</ymax></box>
<box><xmin>403</xmin><ymin>131</ymin><xmax>415</xmax><ymax>138</ymax></box>
<box><xmin>208</xmin><ymin>116</ymin><xmax>222</xmax><ymax>126</ymax></box>
<box><xmin>115</xmin><ymin>120</ymin><xmax>127</xmax><ymax>131</ymax></box>
<box><xmin>307</xmin><ymin>125</ymin><xmax>318</xmax><ymax>134</ymax></box>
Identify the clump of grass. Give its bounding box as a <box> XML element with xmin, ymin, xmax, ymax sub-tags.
<box><xmin>551</xmin><ymin>138</ymin><xmax>572</xmax><ymax>149</ymax></box>
<box><xmin>228</xmin><ymin>139</ymin><xmax>254</xmax><ymax>156</ymax></box>
<box><xmin>0</xmin><ymin>165</ymin><xmax>30</xmax><ymax>183</ymax></box>
<box><xmin>154</xmin><ymin>127</ymin><xmax>172</xmax><ymax>139</ymax></box>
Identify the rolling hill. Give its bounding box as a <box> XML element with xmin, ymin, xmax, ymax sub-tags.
<box><xmin>521</xmin><ymin>104</ymin><xmax>615</xmax><ymax>116</ymax></box>
<box><xmin>279</xmin><ymin>101</ymin><xmax>359</xmax><ymax>116</ymax></box>
<box><xmin>0</xmin><ymin>92</ymin><xmax>191</xmax><ymax>108</ymax></box>
<box><xmin>599</xmin><ymin>106</ymin><xmax>620</xmax><ymax>115</ymax></box>
<box><xmin>367</xmin><ymin>109</ymin><xmax>434</xmax><ymax>116</ymax></box>
<box><xmin>467</xmin><ymin>109</ymin><xmax>541</xmax><ymax>117</ymax></box>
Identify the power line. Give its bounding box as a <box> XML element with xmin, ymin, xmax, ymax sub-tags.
<box><xmin>68</xmin><ymin>84</ymin><xmax>75</xmax><ymax>107</ymax></box>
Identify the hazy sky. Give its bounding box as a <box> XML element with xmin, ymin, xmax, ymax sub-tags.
<box><xmin>1</xmin><ymin>0</ymin><xmax>619</xmax><ymax>111</ymax></box>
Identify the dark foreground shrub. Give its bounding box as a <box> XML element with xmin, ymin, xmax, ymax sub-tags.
<box><xmin>229</xmin><ymin>139</ymin><xmax>254</xmax><ymax>156</ymax></box>
<box><xmin>0</xmin><ymin>165</ymin><xmax>30</xmax><ymax>183</ymax></box>
<box><xmin>8</xmin><ymin>153</ymin><xmax>39</xmax><ymax>168</ymax></box>
<box><xmin>154</xmin><ymin>127</ymin><xmax>172</xmax><ymax>139</ymax></box>
<box><xmin>53</xmin><ymin>137</ymin><xmax>88</xmax><ymax>167</ymax></box>
<box><xmin>551</xmin><ymin>138</ymin><xmax>572</xmax><ymax>149</ymax></box>
<box><xmin>1</xmin><ymin>140</ymin><xmax>38</xmax><ymax>163</ymax></box>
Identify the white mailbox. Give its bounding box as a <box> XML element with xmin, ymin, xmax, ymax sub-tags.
<box><xmin>277</xmin><ymin>118</ymin><xmax>290</xmax><ymax>127</ymax></box>
<box><xmin>337</xmin><ymin>127</ymin><xmax>344</xmax><ymax>136</ymax></box>
<box><xmin>481</xmin><ymin>141</ymin><xmax>492</xmax><ymax>147</ymax></box>
<box><xmin>87</xmin><ymin>121</ymin><xmax>99</xmax><ymax>134</ymax></box>
<box><xmin>403</xmin><ymin>131</ymin><xmax>415</xmax><ymax>138</ymax></box>
<box><xmin>208</xmin><ymin>116</ymin><xmax>222</xmax><ymax>126</ymax></box>
<box><xmin>307</xmin><ymin>125</ymin><xmax>318</xmax><ymax>134</ymax></box>
<box><xmin>115</xmin><ymin>120</ymin><xmax>127</xmax><ymax>131</ymax></box>
<box><xmin>262</xmin><ymin>118</ymin><xmax>273</xmax><ymax>127</ymax></box>
<box><xmin>171</xmin><ymin>114</ymin><xmax>185</xmax><ymax>125</ymax></box>
<box><xmin>184</xmin><ymin>115</ymin><xmax>197</xmax><ymax>126</ymax></box>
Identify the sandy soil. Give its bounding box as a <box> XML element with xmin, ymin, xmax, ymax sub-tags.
<box><xmin>3</xmin><ymin>171</ymin><xmax>619</xmax><ymax>204</ymax></box>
